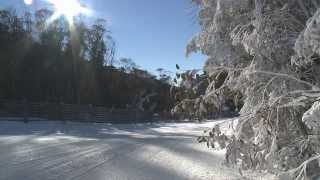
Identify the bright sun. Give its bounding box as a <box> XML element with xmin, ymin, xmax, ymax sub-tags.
<box><xmin>47</xmin><ymin>0</ymin><xmax>90</xmax><ymax>25</ymax></box>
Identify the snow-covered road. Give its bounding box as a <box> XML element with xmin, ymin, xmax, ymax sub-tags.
<box><xmin>0</xmin><ymin>120</ymin><xmax>274</xmax><ymax>180</ymax></box>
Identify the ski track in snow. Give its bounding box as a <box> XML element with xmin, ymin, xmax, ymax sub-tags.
<box><xmin>0</xmin><ymin>119</ymin><xmax>276</xmax><ymax>180</ymax></box>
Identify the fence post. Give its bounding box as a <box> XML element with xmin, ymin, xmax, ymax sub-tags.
<box><xmin>135</xmin><ymin>110</ymin><xmax>138</xmax><ymax>123</ymax></box>
<box><xmin>60</xmin><ymin>102</ymin><xmax>64</xmax><ymax>122</ymax></box>
<box><xmin>23</xmin><ymin>99</ymin><xmax>28</xmax><ymax>123</ymax></box>
<box><xmin>88</xmin><ymin>104</ymin><xmax>93</xmax><ymax>122</ymax></box>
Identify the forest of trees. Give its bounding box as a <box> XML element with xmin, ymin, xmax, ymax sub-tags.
<box><xmin>0</xmin><ymin>9</ymin><xmax>174</xmax><ymax>113</ymax></box>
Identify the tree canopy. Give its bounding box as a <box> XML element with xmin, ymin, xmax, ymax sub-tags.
<box><xmin>0</xmin><ymin>9</ymin><xmax>174</xmax><ymax>113</ymax></box>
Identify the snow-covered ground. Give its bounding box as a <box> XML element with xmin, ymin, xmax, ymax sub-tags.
<box><xmin>0</xmin><ymin>119</ymin><xmax>276</xmax><ymax>180</ymax></box>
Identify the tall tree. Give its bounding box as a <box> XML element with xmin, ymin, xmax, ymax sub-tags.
<box><xmin>87</xmin><ymin>19</ymin><xmax>115</xmax><ymax>72</ymax></box>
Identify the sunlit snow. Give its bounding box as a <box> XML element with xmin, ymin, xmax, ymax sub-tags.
<box><xmin>0</xmin><ymin>119</ymin><xmax>275</xmax><ymax>180</ymax></box>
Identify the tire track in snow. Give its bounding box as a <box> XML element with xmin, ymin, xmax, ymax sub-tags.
<box><xmin>67</xmin><ymin>140</ymin><xmax>148</xmax><ymax>180</ymax></box>
<box><xmin>1</xmin><ymin>141</ymin><xmax>110</xmax><ymax>179</ymax></box>
<box><xmin>2</xmin><ymin>140</ymin><xmax>96</xmax><ymax>165</ymax></box>
<box><xmin>30</xmin><ymin>140</ymin><xmax>144</xmax><ymax>180</ymax></box>
<box><xmin>0</xmin><ymin>139</ymin><xmax>96</xmax><ymax>167</ymax></box>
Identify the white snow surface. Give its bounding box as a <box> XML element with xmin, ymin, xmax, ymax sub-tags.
<box><xmin>0</xmin><ymin>118</ymin><xmax>276</xmax><ymax>180</ymax></box>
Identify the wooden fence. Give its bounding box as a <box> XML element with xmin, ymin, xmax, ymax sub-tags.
<box><xmin>0</xmin><ymin>100</ymin><xmax>155</xmax><ymax>123</ymax></box>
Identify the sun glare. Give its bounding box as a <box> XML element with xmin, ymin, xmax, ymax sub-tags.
<box><xmin>24</xmin><ymin>0</ymin><xmax>33</xmax><ymax>5</ymax></box>
<box><xmin>47</xmin><ymin>0</ymin><xmax>91</xmax><ymax>25</ymax></box>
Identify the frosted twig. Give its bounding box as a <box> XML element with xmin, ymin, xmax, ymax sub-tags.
<box><xmin>208</xmin><ymin>66</ymin><xmax>318</xmax><ymax>90</ymax></box>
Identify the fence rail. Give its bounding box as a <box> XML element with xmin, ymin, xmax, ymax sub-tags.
<box><xmin>0</xmin><ymin>100</ymin><xmax>155</xmax><ymax>123</ymax></box>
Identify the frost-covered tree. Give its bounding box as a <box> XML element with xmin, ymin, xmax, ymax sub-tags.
<box><xmin>188</xmin><ymin>0</ymin><xmax>320</xmax><ymax>178</ymax></box>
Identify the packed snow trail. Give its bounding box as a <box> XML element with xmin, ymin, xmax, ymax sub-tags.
<box><xmin>0</xmin><ymin>119</ymin><xmax>274</xmax><ymax>180</ymax></box>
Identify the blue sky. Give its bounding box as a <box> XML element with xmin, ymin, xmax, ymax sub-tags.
<box><xmin>0</xmin><ymin>0</ymin><xmax>206</xmax><ymax>74</ymax></box>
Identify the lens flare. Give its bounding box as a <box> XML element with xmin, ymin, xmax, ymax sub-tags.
<box><xmin>24</xmin><ymin>0</ymin><xmax>33</xmax><ymax>5</ymax></box>
<box><xmin>47</xmin><ymin>0</ymin><xmax>91</xmax><ymax>25</ymax></box>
